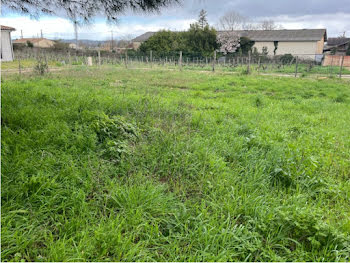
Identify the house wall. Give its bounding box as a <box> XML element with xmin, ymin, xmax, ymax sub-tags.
<box><xmin>34</xmin><ymin>39</ymin><xmax>55</xmax><ymax>48</ymax></box>
<box><xmin>132</xmin><ymin>42</ymin><xmax>141</xmax><ymax>50</ymax></box>
<box><xmin>253</xmin><ymin>41</ymin><xmax>320</xmax><ymax>59</ymax></box>
<box><xmin>1</xmin><ymin>30</ymin><xmax>14</xmax><ymax>61</ymax></box>
<box><xmin>253</xmin><ymin>42</ymin><xmax>275</xmax><ymax>55</ymax></box>
<box><xmin>316</xmin><ymin>36</ymin><xmax>325</xmax><ymax>54</ymax></box>
<box><xmin>277</xmin><ymin>42</ymin><xmax>317</xmax><ymax>58</ymax></box>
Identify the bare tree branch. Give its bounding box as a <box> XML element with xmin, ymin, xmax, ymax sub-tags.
<box><xmin>218</xmin><ymin>10</ymin><xmax>247</xmax><ymax>31</ymax></box>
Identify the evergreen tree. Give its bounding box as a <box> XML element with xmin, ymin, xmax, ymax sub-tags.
<box><xmin>198</xmin><ymin>9</ymin><xmax>209</xmax><ymax>29</ymax></box>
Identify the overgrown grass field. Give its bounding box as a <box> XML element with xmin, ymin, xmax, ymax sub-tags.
<box><xmin>2</xmin><ymin>67</ymin><xmax>350</xmax><ymax>261</ymax></box>
<box><xmin>3</xmin><ymin>58</ymin><xmax>350</xmax><ymax>77</ymax></box>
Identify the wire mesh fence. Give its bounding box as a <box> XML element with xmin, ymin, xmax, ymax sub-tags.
<box><xmin>4</xmin><ymin>48</ymin><xmax>350</xmax><ymax>78</ymax></box>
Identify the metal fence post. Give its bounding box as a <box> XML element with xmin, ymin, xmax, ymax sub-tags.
<box><xmin>247</xmin><ymin>51</ymin><xmax>251</xmax><ymax>74</ymax></box>
<box><xmin>18</xmin><ymin>56</ymin><xmax>21</xmax><ymax>75</ymax></box>
<box><xmin>295</xmin><ymin>56</ymin><xmax>299</xmax><ymax>77</ymax></box>
<box><xmin>179</xmin><ymin>51</ymin><xmax>182</xmax><ymax>71</ymax></box>
<box><xmin>339</xmin><ymin>55</ymin><xmax>344</xmax><ymax>78</ymax></box>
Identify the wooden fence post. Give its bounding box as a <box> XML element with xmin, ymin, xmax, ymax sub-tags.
<box><xmin>212</xmin><ymin>50</ymin><xmax>216</xmax><ymax>72</ymax></box>
<box><xmin>295</xmin><ymin>56</ymin><xmax>299</xmax><ymax>77</ymax></box>
<box><xmin>330</xmin><ymin>55</ymin><xmax>334</xmax><ymax>76</ymax></box>
<box><xmin>98</xmin><ymin>50</ymin><xmax>101</xmax><ymax>66</ymax></box>
<box><xmin>179</xmin><ymin>51</ymin><xmax>182</xmax><ymax>71</ymax></box>
<box><xmin>150</xmin><ymin>50</ymin><xmax>153</xmax><ymax>68</ymax></box>
<box><xmin>18</xmin><ymin>56</ymin><xmax>21</xmax><ymax>75</ymax></box>
<box><xmin>339</xmin><ymin>55</ymin><xmax>344</xmax><ymax>78</ymax></box>
<box><xmin>247</xmin><ymin>51</ymin><xmax>251</xmax><ymax>74</ymax></box>
<box><xmin>44</xmin><ymin>50</ymin><xmax>49</xmax><ymax>72</ymax></box>
<box><xmin>125</xmin><ymin>51</ymin><xmax>128</xmax><ymax>68</ymax></box>
<box><xmin>68</xmin><ymin>50</ymin><xmax>71</xmax><ymax>65</ymax></box>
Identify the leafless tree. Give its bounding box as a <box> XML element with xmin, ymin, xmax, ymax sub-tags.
<box><xmin>260</xmin><ymin>19</ymin><xmax>283</xmax><ymax>30</ymax></box>
<box><xmin>218</xmin><ymin>11</ymin><xmax>247</xmax><ymax>31</ymax></box>
<box><xmin>242</xmin><ymin>21</ymin><xmax>258</xmax><ymax>30</ymax></box>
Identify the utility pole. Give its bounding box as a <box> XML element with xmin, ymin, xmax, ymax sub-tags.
<box><xmin>74</xmin><ymin>20</ymin><xmax>79</xmax><ymax>49</ymax></box>
<box><xmin>109</xmin><ymin>30</ymin><xmax>114</xmax><ymax>52</ymax></box>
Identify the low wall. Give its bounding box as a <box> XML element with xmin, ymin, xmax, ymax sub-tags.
<box><xmin>323</xmin><ymin>55</ymin><xmax>350</xmax><ymax>67</ymax></box>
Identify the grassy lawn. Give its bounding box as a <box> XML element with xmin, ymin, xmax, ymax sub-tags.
<box><xmin>2</xmin><ymin>67</ymin><xmax>350</xmax><ymax>261</ymax></box>
<box><xmin>1</xmin><ymin>59</ymin><xmax>65</xmax><ymax>70</ymax></box>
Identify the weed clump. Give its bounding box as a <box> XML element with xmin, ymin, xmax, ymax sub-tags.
<box><xmin>334</xmin><ymin>95</ymin><xmax>347</xmax><ymax>103</ymax></box>
<box><xmin>93</xmin><ymin>113</ymin><xmax>138</xmax><ymax>161</ymax></box>
<box><xmin>33</xmin><ymin>60</ymin><xmax>48</xmax><ymax>75</ymax></box>
<box><xmin>255</xmin><ymin>96</ymin><xmax>263</xmax><ymax>107</ymax></box>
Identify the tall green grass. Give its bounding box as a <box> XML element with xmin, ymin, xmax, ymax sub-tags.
<box><xmin>2</xmin><ymin>68</ymin><xmax>350</xmax><ymax>261</ymax></box>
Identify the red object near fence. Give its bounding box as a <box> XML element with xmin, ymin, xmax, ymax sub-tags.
<box><xmin>323</xmin><ymin>55</ymin><xmax>350</xmax><ymax>67</ymax></box>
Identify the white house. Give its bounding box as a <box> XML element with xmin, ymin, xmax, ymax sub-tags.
<box><xmin>1</xmin><ymin>25</ymin><xmax>16</xmax><ymax>61</ymax></box>
<box><xmin>225</xmin><ymin>29</ymin><xmax>327</xmax><ymax>60</ymax></box>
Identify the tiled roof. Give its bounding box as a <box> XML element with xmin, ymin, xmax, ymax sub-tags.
<box><xmin>1</xmin><ymin>25</ymin><xmax>16</xmax><ymax>31</ymax></box>
<box><xmin>132</xmin><ymin>32</ymin><xmax>156</xmax><ymax>42</ymax></box>
<box><xmin>326</xmin><ymin>37</ymin><xmax>350</xmax><ymax>46</ymax></box>
<box><xmin>219</xmin><ymin>29</ymin><xmax>327</xmax><ymax>42</ymax></box>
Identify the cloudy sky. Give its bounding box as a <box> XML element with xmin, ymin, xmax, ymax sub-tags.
<box><xmin>1</xmin><ymin>0</ymin><xmax>350</xmax><ymax>41</ymax></box>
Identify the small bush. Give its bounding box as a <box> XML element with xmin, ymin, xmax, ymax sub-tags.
<box><xmin>33</xmin><ymin>60</ymin><xmax>48</xmax><ymax>75</ymax></box>
<box><xmin>279</xmin><ymin>54</ymin><xmax>294</xmax><ymax>64</ymax></box>
<box><xmin>26</xmin><ymin>40</ymin><xmax>34</xmax><ymax>48</ymax></box>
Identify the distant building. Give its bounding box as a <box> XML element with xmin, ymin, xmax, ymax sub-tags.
<box><xmin>69</xmin><ymin>43</ymin><xmax>79</xmax><ymax>49</ymax></box>
<box><xmin>131</xmin><ymin>32</ymin><xmax>157</xmax><ymax>50</ymax></box>
<box><xmin>324</xmin><ymin>37</ymin><xmax>350</xmax><ymax>55</ymax></box>
<box><xmin>132</xmin><ymin>29</ymin><xmax>327</xmax><ymax>59</ymax></box>
<box><xmin>13</xmin><ymin>38</ymin><xmax>55</xmax><ymax>48</ymax></box>
<box><xmin>1</xmin><ymin>25</ymin><xmax>16</xmax><ymax>61</ymax></box>
<box><xmin>229</xmin><ymin>29</ymin><xmax>327</xmax><ymax>59</ymax></box>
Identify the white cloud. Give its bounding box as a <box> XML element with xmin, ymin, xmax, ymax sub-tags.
<box><xmin>270</xmin><ymin>13</ymin><xmax>350</xmax><ymax>37</ymax></box>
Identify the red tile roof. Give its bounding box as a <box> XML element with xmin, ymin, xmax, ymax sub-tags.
<box><xmin>1</xmin><ymin>25</ymin><xmax>16</xmax><ymax>31</ymax></box>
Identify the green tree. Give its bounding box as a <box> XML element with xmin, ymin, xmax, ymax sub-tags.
<box><xmin>237</xmin><ymin>37</ymin><xmax>254</xmax><ymax>55</ymax></box>
<box><xmin>139</xmin><ymin>30</ymin><xmax>185</xmax><ymax>55</ymax></box>
<box><xmin>139</xmin><ymin>25</ymin><xmax>217</xmax><ymax>57</ymax></box>
<box><xmin>186</xmin><ymin>23</ymin><xmax>217</xmax><ymax>56</ymax></box>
